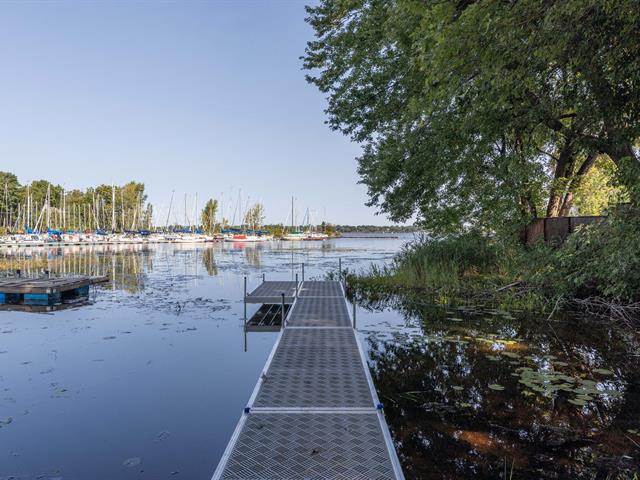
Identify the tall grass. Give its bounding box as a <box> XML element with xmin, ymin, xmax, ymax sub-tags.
<box><xmin>390</xmin><ymin>233</ymin><xmax>507</xmax><ymax>290</ymax></box>
<box><xmin>351</xmin><ymin>232</ymin><xmax>541</xmax><ymax>309</ymax></box>
<box><xmin>353</xmin><ymin>212</ymin><xmax>640</xmax><ymax>317</ymax></box>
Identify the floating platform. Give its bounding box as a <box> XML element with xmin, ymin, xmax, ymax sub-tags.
<box><xmin>213</xmin><ymin>280</ymin><xmax>405</xmax><ymax>480</ymax></box>
<box><xmin>245</xmin><ymin>280</ymin><xmax>298</xmax><ymax>304</ymax></box>
<box><xmin>0</xmin><ymin>275</ymin><xmax>108</xmax><ymax>306</ymax></box>
<box><xmin>245</xmin><ymin>303</ymin><xmax>291</xmax><ymax>332</ymax></box>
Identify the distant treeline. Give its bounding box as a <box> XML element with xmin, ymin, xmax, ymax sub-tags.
<box><xmin>333</xmin><ymin>225</ymin><xmax>417</xmax><ymax>233</ymax></box>
<box><xmin>0</xmin><ymin>171</ymin><xmax>151</xmax><ymax>232</ymax></box>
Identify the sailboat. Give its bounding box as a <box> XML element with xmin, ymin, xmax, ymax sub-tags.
<box><xmin>224</xmin><ymin>193</ymin><xmax>270</xmax><ymax>242</ymax></box>
<box><xmin>282</xmin><ymin>197</ymin><xmax>306</xmax><ymax>241</ymax></box>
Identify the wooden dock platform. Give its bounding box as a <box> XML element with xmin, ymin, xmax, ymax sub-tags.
<box><xmin>0</xmin><ymin>275</ymin><xmax>108</xmax><ymax>306</ymax></box>
<box><xmin>213</xmin><ymin>280</ymin><xmax>405</xmax><ymax>480</ymax></box>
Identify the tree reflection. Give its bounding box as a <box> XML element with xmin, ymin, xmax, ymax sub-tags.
<box><xmin>202</xmin><ymin>247</ymin><xmax>218</xmax><ymax>276</ymax></box>
<box><xmin>361</xmin><ymin>295</ymin><xmax>640</xmax><ymax>479</ymax></box>
<box><xmin>0</xmin><ymin>244</ymin><xmax>152</xmax><ymax>293</ymax></box>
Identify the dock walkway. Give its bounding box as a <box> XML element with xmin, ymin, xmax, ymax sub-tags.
<box><xmin>213</xmin><ymin>280</ymin><xmax>404</xmax><ymax>480</ymax></box>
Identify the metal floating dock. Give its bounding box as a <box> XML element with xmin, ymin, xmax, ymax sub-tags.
<box><xmin>245</xmin><ymin>303</ymin><xmax>291</xmax><ymax>332</ymax></box>
<box><xmin>0</xmin><ymin>275</ymin><xmax>108</xmax><ymax>306</ymax></box>
<box><xmin>245</xmin><ymin>280</ymin><xmax>298</xmax><ymax>304</ymax></box>
<box><xmin>213</xmin><ymin>280</ymin><xmax>405</xmax><ymax>480</ymax></box>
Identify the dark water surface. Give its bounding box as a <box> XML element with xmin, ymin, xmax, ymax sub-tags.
<box><xmin>356</xmin><ymin>297</ymin><xmax>640</xmax><ymax>479</ymax></box>
<box><xmin>2</xmin><ymin>235</ymin><xmax>639</xmax><ymax>479</ymax></box>
<box><xmin>0</xmin><ymin>237</ymin><xmax>404</xmax><ymax>480</ymax></box>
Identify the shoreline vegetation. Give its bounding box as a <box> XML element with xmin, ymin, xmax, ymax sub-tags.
<box><xmin>346</xmin><ymin>210</ymin><xmax>640</xmax><ymax>325</ymax></box>
<box><xmin>304</xmin><ymin>1</ymin><xmax>640</xmax><ymax>327</ymax></box>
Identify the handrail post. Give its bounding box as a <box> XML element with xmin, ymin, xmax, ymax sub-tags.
<box><xmin>302</xmin><ymin>263</ymin><xmax>305</xmax><ymax>282</ymax></box>
<box><xmin>338</xmin><ymin>257</ymin><xmax>342</xmax><ymax>283</ymax></box>
<box><xmin>243</xmin><ymin>276</ymin><xmax>247</xmax><ymax>321</ymax></box>
<box><xmin>281</xmin><ymin>293</ymin><xmax>285</xmax><ymax>328</ymax></box>
<box><xmin>352</xmin><ymin>300</ymin><xmax>356</xmax><ymax>329</ymax></box>
<box><xmin>295</xmin><ymin>273</ymin><xmax>299</xmax><ymax>296</ymax></box>
<box><xmin>262</xmin><ymin>272</ymin><xmax>265</xmax><ymax>282</ymax></box>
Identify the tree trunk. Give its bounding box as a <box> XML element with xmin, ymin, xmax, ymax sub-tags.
<box><xmin>546</xmin><ymin>138</ymin><xmax>575</xmax><ymax>217</ymax></box>
<box><xmin>559</xmin><ymin>152</ymin><xmax>598</xmax><ymax>216</ymax></box>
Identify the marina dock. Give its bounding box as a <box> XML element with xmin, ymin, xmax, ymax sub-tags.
<box><xmin>213</xmin><ymin>279</ymin><xmax>405</xmax><ymax>479</ymax></box>
<box><xmin>0</xmin><ymin>275</ymin><xmax>108</xmax><ymax>306</ymax></box>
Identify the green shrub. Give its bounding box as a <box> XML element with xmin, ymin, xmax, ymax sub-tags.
<box><xmin>354</xmin><ymin>214</ymin><xmax>639</xmax><ymax>311</ymax></box>
<box><xmin>543</xmin><ymin>212</ymin><xmax>640</xmax><ymax>302</ymax></box>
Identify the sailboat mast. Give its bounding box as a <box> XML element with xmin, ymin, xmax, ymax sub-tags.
<box><xmin>112</xmin><ymin>185</ymin><xmax>116</xmax><ymax>232</ymax></box>
<box><xmin>121</xmin><ymin>189</ymin><xmax>125</xmax><ymax>232</ymax></box>
<box><xmin>46</xmin><ymin>184</ymin><xmax>51</xmax><ymax>230</ymax></box>
<box><xmin>165</xmin><ymin>190</ymin><xmax>174</xmax><ymax>230</ymax></box>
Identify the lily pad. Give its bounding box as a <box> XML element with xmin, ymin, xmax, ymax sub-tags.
<box><xmin>452</xmin><ymin>386</ymin><xmax>464</xmax><ymax>391</ymax></box>
<box><xmin>488</xmin><ymin>384</ymin><xmax>505</xmax><ymax>391</ymax></box>
<box><xmin>593</xmin><ymin>368</ymin><xmax>614</xmax><ymax>376</ymax></box>
<box><xmin>501</xmin><ymin>352</ymin><xmax>520</xmax><ymax>359</ymax></box>
<box><xmin>568</xmin><ymin>398</ymin><xmax>587</xmax><ymax>406</ymax></box>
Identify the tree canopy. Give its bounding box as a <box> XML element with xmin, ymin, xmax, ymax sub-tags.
<box><xmin>244</xmin><ymin>203</ymin><xmax>265</xmax><ymax>231</ymax></box>
<box><xmin>303</xmin><ymin>0</ymin><xmax>640</xmax><ymax>234</ymax></box>
<box><xmin>0</xmin><ymin>171</ymin><xmax>149</xmax><ymax>231</ymax></box>
<box><xmin>201</xmin><ymin>198</ymin><xmax>219</xmax><ymax>233</ymax></box>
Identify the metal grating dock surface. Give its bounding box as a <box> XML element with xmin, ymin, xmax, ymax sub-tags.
<box><xmin>253</xmin><ymin>328</ymin><xmax>372</xmax><ymax>408</ymax></box>
<box><xmin>246</xmin><ymin>281</ymin><xmax>298</xmax><ymax>304</ymax></box>
<box><xmin>220</xmin><ymin>413</ymin><xmax>396</xmax><ymax>480</ymax></box>
<box><xmin>213</xmin><ymin>279</ymin><xmax>404</xmax><ymax>480</ymax></box>
<box><xmin>288</xmin><ymin>297</ymin><xmax>351</xmax><ymax>327</ymax></box>
<box><xmin>298</xmin><ymin>280</ymin><xmax>343</xmax><ymax>298</ymax></box>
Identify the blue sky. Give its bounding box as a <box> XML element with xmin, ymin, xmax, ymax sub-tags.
<box><xmin>0</xmin><ymin>1</ymin><xmax>395</xmax><ymax>226</ymax></box>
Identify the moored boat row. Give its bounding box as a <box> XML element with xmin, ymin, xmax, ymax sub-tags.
<box><xmin>0</xmin><ymin>230</ymin><xmax>333</xmax><ymax>248</ymax></box>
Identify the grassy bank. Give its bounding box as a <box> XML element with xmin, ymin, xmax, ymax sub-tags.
<box><xmin>349</xmin><ymin>212</ymin><xmax>640</xmax><ymax>323</ymax></box>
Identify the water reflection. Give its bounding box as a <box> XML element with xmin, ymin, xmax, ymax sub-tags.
<box><xmin>0</xmin><ymin>235</ymin><xmax>409</xmax><ymax>479</ymax></box>
<box><xmin>357</xmin><ymin>295</ymin><xmax>640</xmax><ymax>479</ymax></box>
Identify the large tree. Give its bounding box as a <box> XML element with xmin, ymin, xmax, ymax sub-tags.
<box><xmin>303</xmin><ymin>0</ymin><xmax>640</xmax><ymax>234</ymax></box>
<box><xmin>244</xmin><ymin>203</ymin><xmax>265</xmax><ymax>231</ymax></box>
<box><xmin>201</xmin><ymin>198</ymin><xmax>219</xmax><ymax>233</ymax></box>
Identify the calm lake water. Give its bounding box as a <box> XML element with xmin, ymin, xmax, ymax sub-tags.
<box><xmin>1</xmin><ymin>235</ymin><xmax>639</xmax><ymax>479</ymax></box>
<box><xmin>0</xmin><ymin>235</ymin><xmax>407</xmax><ymax>480</ymax></box>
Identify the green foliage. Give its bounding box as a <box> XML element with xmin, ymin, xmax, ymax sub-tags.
<box><xmin>525</xmin><ymin>212</ymin><xmax>640</xmax><ymax>303</ymax></box>
<box><xmin>0</xmin><ymin>172</ymin><xmax>149</xmax><ymax>231</ymax></box>
<box><xmin>357</xmin><ymin>214</ymin><xmax>640</xmax><ymax>311</ymax></box>
<box><xmin>304</xmin><ymin>0</ymin><xmax>640</xmax><ymax>234</ymax></box>
<box><xmin>201</xmin><ymin>198</ymin><xmax>219</xmax><ymax>233</ymax></box>
<box><xmin>573</xmin><ymin>157</ymin><xmax>629</xmax><ymax>215</ymax></box>
<box><xmin>265</xmin><ymin>224</ymin><xmax>285</xmax><ymax>238</ymax></box>
<box><xmin>391</xmin><ymin>233</ymin><xmax>505</xmax><ymax>288</ymax></box>
<box><xmin>244</xmin><ymin>203</ymin><xmax>265</xmax><ymax>231</ymax></box>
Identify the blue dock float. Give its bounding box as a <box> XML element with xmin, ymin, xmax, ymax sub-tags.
<box><xmin>0</xmin><ymin>275</ymin><xmax>108</xmax><ymax>306</ymax></box>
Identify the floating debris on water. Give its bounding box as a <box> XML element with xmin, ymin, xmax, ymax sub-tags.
<box><xmin>154</xmin><ymin>430</ymin><xmax>170</xmax><ymax>442</ymax></box>
<box><xmin>122</xmin><ymin>457</ymin><xmax>141</xmax><ymax>468</ymax></box>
